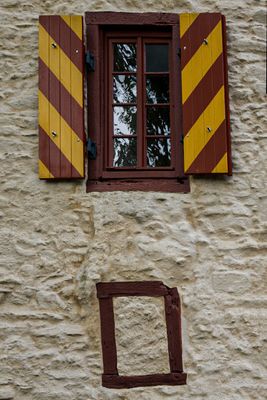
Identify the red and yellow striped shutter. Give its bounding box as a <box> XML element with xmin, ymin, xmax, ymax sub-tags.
<box><xmin>38</xmin><ymin>15</ymin><xmax>85</xmax><ymax>179</ymax></box>
<box><xmin>180</xmin><ymin>13</ymin><xmax>232</xmax><ymax>175</ymax></box>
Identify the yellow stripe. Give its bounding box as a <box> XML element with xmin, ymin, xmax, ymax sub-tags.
<box><xmin>38</xmin><ymin>91</ymin><xmax>84</xmax><ymax>176</ymax></box>
<box><xmin>39</xmin><ymin>160</ymin><xmax>53</xmax><ymax>179</ymax></box>
<box><xmin>180</xmin><ymin>13</ymin><xmax>199</xmax><ymax>38</ymax></box>
<box><xmin>39</xmin><ymin>24</ymin><xmax>83</xmax><ymax>107</ymax></box>
<box><xmin>212</xmin><ymin>152</ymin><xmax>228</xmax><ymax>173</ymax></box>
<box><xmin>61</xmin><ymin>15</ymin><xmax>83</xmax><ymax>40</ymax></box>
<box><xmin>184</xmin><ymin>86</ymin><xmax>225</xmax><ymax>172</ymax></box>
<box><xmin>181</xmin><ymin>20</ymin><xmax>223</xmax><ymax>104</ymax></box>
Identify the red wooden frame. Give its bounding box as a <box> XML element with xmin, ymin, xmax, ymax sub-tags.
<box><xmin>96</xmin><ymin>281</ymin><xmax>187</xmax><ymax>389</ymax></box>
<box><xmin>86</xmin><ymin>12</ymin><xmax>190</xmax><ymax>192</ymax></box>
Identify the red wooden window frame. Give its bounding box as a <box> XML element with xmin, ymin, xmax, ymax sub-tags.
<box><xmin>86</xmin><ymin>12</ymin><xmax>190</xmax><ymax>192</ymax></box>
<box><xmin>96</xmin><ymin>281</ymin><xmax>187</xmax><ymax>389</ymax></box>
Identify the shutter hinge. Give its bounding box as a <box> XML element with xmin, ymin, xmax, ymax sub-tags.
<box><xmin>87</xmin><ymin>138</ymin><xmax>97</xmax><ymax>160</ymax></box>
<box><xmin>85</xmin><ymin>51</ymin><xmax>95</xmax><ymax>71</ymax></box>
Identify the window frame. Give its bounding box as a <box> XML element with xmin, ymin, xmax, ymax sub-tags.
<box><xmin>96</xmin><ymin>281</ymin><xmax>187</xmax><ymax>389</ymax></box>
<box><xmin>86</xmin><ymin>12</ymin><xmax>190</xmax><ymax>192</ymax></box>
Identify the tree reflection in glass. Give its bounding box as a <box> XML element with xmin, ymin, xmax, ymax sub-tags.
<box><xmin>114</xmin><ymin>106</ymin><xmax>137</xmax><ymax>135</ymax></box>
<box><xmin>147</xmin><ymin>107</ymin><xmax>170</xmax><ymax>135</ymax></box>
<box><xmin>113</xmin><ymin>138</ymin><xmax>137</xmax><ymax>167</ymax></box>
<box><xmin>147</xmin><ymin>138</ymin><xmax>171</xmax><ymax>167</ymax></box>
<box><xmin>113</xmin><ymin>75</ymin><xmax>137</xmax><ymax>103</ymax></box>
<box><xmin>114</xmin><ymin>44</ymin><xmax>137</xmax><ymax>72</ymax></box>
<box><xmin>146</xmin><ymin>76</ymin><xmax>169</xmax><ymax>104</ymax></box>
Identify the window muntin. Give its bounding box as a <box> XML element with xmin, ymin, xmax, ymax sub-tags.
<box><xmin>107</xmin><ymin>34</ymin><xmax>174</xmax><ymax>171</ymax></box>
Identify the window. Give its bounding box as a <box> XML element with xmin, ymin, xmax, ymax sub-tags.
<box><xmin>96</xmin><ymin>281</ymin><xmax>187</xmax><ymax>389</ymax></box>
<box><xmin>86</xmin><ymin>12</ymin><xmax>189</xmax><ymax>192</ymax></box>
<box><xmin>38</xmin><ymin>13</ymin><xmax>231</xmax><ymax>184</ymax></box>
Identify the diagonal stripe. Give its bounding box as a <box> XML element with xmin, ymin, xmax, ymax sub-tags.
<box><xmin>186</xmin><ymin>121</ymin><xmax>228</xmax><ymax>174</ymax></box>
<box><xmin>39</xmin><ymin>122</ymin><xmax>50</xmax><ymax>178</ymax></box>
<box><xmin>181</xmin><ymin>20</ymin><xmax>223</xmax><ymax>104</ymax></box>
<box><xmin>179</xmin><ymin>13</ymin><xmax>199</xmax><ymax>38</ymax></box>
<box><xmin>61</xmin><ymin>15</ymin><xmax>83</xmax><ymax>41</ymax></box>
<box><xmin>38</xmin><ymin>91</ymin><xmax>84</xmax><ymax>176</ymax></box>
<box><xmin>40</xmin><ymin>15</ymin><xmax>83</xmax><ymax>73</ymax></box>
<box><xmin>180</xmin><ymin>13</ymin><xmax>221</xmax><ymax>69</ymax></box>
<box><xmin>39</xmin><ymin>24</ymin><xmax>83</xmax><ymax>107</ymax></box>
<box><xmin>39</xmin><ymin>58</ymin><xmax>84</xmax><ymax>140</ymax></box>
<box><xmin>212</xmin><ymin>152</ymin><xmax>228</xmax><ymax>173</ymax></box>
<box><xmin>39</xmin><ymin>126</ymin><xmax>82</xmax><ymax>178</ymax></box>
<box><xmin>39</xmin><ymin>160</ymin><xmax>54</xmax><ymax>179</ymax></box>
<box><xmin>183</xmin><ymin>86</ymin><xmax>225</xmax><ymax>171</ymax></box>
<box><xmin>183</xmin><ymin>53</ymin><xmax>224</xmax><ymax>135</ymax></box>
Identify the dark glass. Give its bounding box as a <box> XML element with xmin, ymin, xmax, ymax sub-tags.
<box><xmin>146</xmin><ymin>76</ymin><xmax>169</xmax><ymax>104</ymax></box>
<box><xmin>113</xmin><ymin>106</ymin><xmax>137</xmax><ymax>136</ymax></box>
<box><xmin>147</xmin><ymin>138</ymin><xmax>171</xmax><ymax>167</ymax></box>
<box><xmin>114</xmin><ymin>43</ymin><xmax>137</xmax><ymax>72</ymax></box>
<box><xmin>147</xmin><ymin>107</ymin><xmax>170</xmax><ymax>135</ymax></box>
<box><xmin>113</xmin><ymin>75</ymin><xmax>137</xmax><ymax>103</ymax></box>
<box><xmin>146</xmin><ymin>44</ymin><xmax>169</xmax><ymax>72</ymax></box>
<box><xmin>113</xmin><ymin>138</ymin><xmax>137</xmax><ymax>167</ymax></box>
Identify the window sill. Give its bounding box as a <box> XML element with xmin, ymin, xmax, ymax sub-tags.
<box><xmin>86</xmin><ymin>178</ymin><xmax>190</xmax><ymax>193</ymax></box>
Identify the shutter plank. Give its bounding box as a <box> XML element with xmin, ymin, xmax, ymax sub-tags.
<box><xmin>38</xmin><ymin>15</ymin><xmax>85</xmax><ymax>179</ymax></box>
<box><xmin>180</xmin><ymin>13</ymin><xmax>231</xmax><ymax>175</ymax></box>
<box><xmin>70</xmin><ymin>16</ymin><xmax>85</xmax><ymax>178</ymax></box>
<box><xmin>59</xmin><ymin>16</ymin><xmax>72</xmax><ymax>178</ymax></box>
<box><xmin>39</xmin><ymin>17</ymin><xmax>50</xmax><ymax>178</ymax></box>
<box><xmin>49</xmin><ymin>16</ymin><xmax>61</xmax><ymax>177</ymax></box>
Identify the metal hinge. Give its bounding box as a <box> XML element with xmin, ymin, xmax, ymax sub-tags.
<box><xmin>85</xmin><ymin>51</ymin><xmax>95</xmax><ymax>71</ymax></box>
<box><xmin>87</xmin><ymin>138</ymin><xmax>97</xmax><ymax>160</ymax></box>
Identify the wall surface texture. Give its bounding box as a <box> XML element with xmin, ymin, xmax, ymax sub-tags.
<box><xmin>0</xmin><ymin>0</ymin><xmax>266</xmax><ymax>399</ymax></box>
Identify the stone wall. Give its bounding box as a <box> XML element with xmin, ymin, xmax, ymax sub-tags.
<box><xmin>0</xmin><ymin>0</ymin><xmax>266</xmax><ymax>399</ymax></box>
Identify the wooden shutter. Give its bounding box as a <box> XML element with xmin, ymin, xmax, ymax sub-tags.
<box><xmin>180</xmin><ymin>13</ymin><xmax>232</xmax><ymax>175</ymax></box>
<box><xmin>38</xmin><ymin>15</ymin><xmax>85</xmax><ymax>179</ymax></box>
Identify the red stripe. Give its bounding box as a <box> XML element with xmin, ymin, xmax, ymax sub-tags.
<box><xmin>39</xmin><ymin>15</ymin><xmax>83</xmax><ymax>73</ymax></box>
<box><xmin>185</xmin><ymin>120</ymin><xmax>228</xmax><ymax>174</ymax></box>
<box><xmin>39</xmin><ymin>58</ymin><xmax>84</xmax><ymax>141</ymax></box>
<box><xmin>182</xmin><ymin>54</ymin><xmax>225</xmax><ymax>135</ymax></box>
<box><xmin>180</xmin><ymin>13</ymin><xmax>221</xmax><ymax>69</ymax></box>
<box><xmin>39</xmin><ymin>126</ymin><xmax>82</xmax><ymax>178</ymax></box>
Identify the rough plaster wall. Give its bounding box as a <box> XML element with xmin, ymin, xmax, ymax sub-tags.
<box><xmin>114</xmin><ymin>296</ymin><xmax>170</xmax><ymax>375</ymax></box>
<box><xmin>0</xmin><ymin>0</ymin><xmax>266</xmax><ymax>399</ymax></box>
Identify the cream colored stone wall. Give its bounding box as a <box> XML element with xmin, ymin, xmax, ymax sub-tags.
<box><xmin>0</xmin><ymin>0</ymin><xmax>266</xmax><ymax>399</ymax></box>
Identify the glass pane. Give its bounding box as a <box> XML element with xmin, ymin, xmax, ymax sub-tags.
<box><xmin>146</xmin><ymin>76</ymin><xmax>169</xmax><ymax>104</ymax></box>
<box><xmin>114</xmin><ymin>138</ymin><xmax>137</xmax><ymax>167</ymax></box>
<box><xmin>146</xmin><ymin>44</ymin><xmax>169</xmax><ymax>72</ymax></box>
<box><xmin>147</xmin><ymin>138</ymin><xmax>171</xmax><ymax>167</ymax></box>
<box><xmin>147</xmin><ymin>107</ymin><xmax>170</xmax><ymax>135</ymax></box>
<box><xmin>114</xmin><ymin>106</ymin><xmax>137</xmax><ymax>136</ymax></box>
<box><xmin>114</xmin><ymin>44</ymin><xmax>137</xmax><ymax>72</ymax></box>
<box><xmin>113</xmin><ymin>75</ymin><xmax>137</xmax><ymax>103</ymax></box>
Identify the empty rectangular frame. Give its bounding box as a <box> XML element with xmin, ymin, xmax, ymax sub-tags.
<box><xmin>96</xmin><ymin>281</ymin><xmax>187</xmax><ymax>389</ymax></box>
